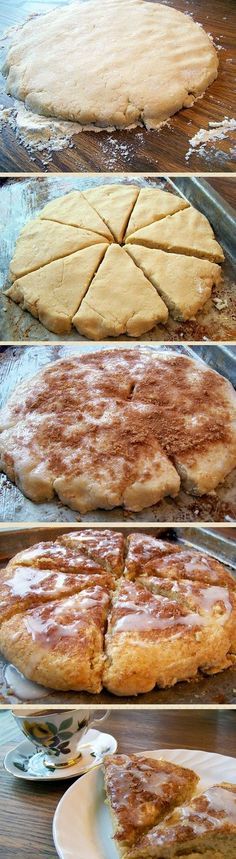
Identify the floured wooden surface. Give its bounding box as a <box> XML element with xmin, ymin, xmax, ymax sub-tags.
<box><xmin>0</xmin><ymin>344</ymin><xmax>235</xmax><ymax>524</ymax></box>
<box><xmin>0</xmin><ymin>0</ymin><xmax>235</xmax><ymax>173</ymax></box>
<box><xmin>0</xmin><ymin>176</ymin><xmax>235</xmax><ymax>342</ymax></box>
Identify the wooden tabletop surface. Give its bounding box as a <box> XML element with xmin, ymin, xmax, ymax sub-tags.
<box><xmin>0</xmin><ymin>708</ymin><xmax>235</xmax><ymax>858</ymax></box>
<box><xmin>0</xmin><ymin>0</ymin><xmax>235</xmax><ymax>174</ymax></box>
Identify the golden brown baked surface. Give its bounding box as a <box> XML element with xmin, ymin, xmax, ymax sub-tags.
<box><xmin>103</xmin><ymin>754</ymin><xmax>199</xmax><ymax>850</ymax></box>
<box><xmin>0</xmin><ymin>531</ymin><xmax>235</xmax><ymax>694</ymax></box>
<box><xmin>0</xmin><ymin>349</ymin><xmax>236</xmax><ymax>514</ymax></box>
<box><xmin>126</xmin><ymin>782</ymin><xmax>236</xmax><ymax>858</ymax></box>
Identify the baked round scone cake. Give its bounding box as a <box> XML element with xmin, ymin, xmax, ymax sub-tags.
<box><xmin>103</xmin><ymin>754</ymin><xmax>199</xmax><ymax>852</ymax></box>
<box><xmin>6</xmin><ymin>185</ymin><xmax>224</xmax><ymax>338</ymax></box>
<box><xmin>126</xmin><ymin>782</ymin><xmax>236</xmax><ymax>858</ymax></box>
<box><xmin>0</xmin><ymin>530</ymin><xmax>236</xmax><ymax>694</ymax></box>
<box><xmin>0</xmin><ymin>348</ymin><xmax>236</xmax><ymax>515</ymax></box>
<box><xmin>3</xmin><ymin>0</ymin><xmax>218</xmax><ymax>130</ymax></box>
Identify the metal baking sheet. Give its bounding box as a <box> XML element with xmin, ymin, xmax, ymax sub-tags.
<box><xmin>0</xmin><ymin>524</ymin><xmax>235</xmax><ymax>705</ymax></box>
<box><xmin>0</xmin><ymin>342</ymin><xmax>235</xmax><ymax>524</ymax></box>
<box><xmin>0</xmin><ymin>175</ymin><xmax>235</xmax><ymax>342</ymax></box>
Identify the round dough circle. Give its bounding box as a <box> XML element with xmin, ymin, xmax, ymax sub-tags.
<box><xmin>0</xmin><ymin>348</ymin><xmax>235</xmax><ymax>515</ymax></box>
<box><xmin>3</xmin><ymin>0</ymin><xmax>218</xmax><ymax>129</ymax></box>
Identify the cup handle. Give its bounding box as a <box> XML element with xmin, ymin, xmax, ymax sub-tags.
<box><xmin>90</xmin><ymin>709</ymin><xmax>110</xmax><ymax>729</ymax></box>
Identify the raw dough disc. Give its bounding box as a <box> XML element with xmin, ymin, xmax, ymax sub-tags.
<box><xmin>3</xmin><ymin>0</ymin><xmax>218</xmax><ymax>129</ymax></box>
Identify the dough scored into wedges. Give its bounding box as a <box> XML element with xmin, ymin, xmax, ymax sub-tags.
<box><xmin>9</xmin><ymin>218</ymin><xmax>105</xmax><ymax>281</ymax></box>
<box><xmin>6</xmin><ymin>244</ymin><xmax>108</xmax><ymax>335</ymax></box>
<box><xmin>73</xmin><ymin>245</ymin><xmax>168</xmax><ymax>339</ymax></box>
<box><xmin>40</xmin><ymin>190</ymin><xmax>113</xmax><ymax>240</ymax></box>
<box><xmin>125</xmin><ymin>188</ymin><xmax>189</xmax><ymax>238</ymax></box>
<box><xmin>83</xmin><ymin>185</ymin><xmax>139</xmax><ymax>242</ymax></box>
<box><xmin>2</xmin><ymin>0</ymin><xmax>218</xmax><ymax>129</ymax></box>
<box><xmin>126</xmin><ymin>206</ymin><xmax>224</xmax><ymax>263</ymax></box>
<box><xmin>126</xmin><ymin>246</ymin><xmax>222</xmax><ymax>320</ymax></box>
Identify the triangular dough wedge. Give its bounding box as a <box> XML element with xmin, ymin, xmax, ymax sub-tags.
<box><xmin>9</xmin><ymin>218</ymin><xmax>105</xmax><ymax>281</ymax></box>
<box><xmin>126</xmin><ymin>245</ymin><xmax>221</xmax><ymax>320</ymax></box>
<box><xmin>84</xmin><ymin>184</ymin><xmax>139</xmax><ymax>242</ymax></box>
<box><xmin>40</xmin><ymin>190</ymin><xmax>113</xmax><ymax>240</ymax></box>
<box><xmin>72</xmin><ymin>244</ymin><xmax>168</xmax><ymax>339</ymax></box>
<box><xmin>125</xmin><ymin>188</ymin><xmax>189</xmax><ymax>237</ymax></box>
<box><xmin>126</xmin><ymin>206</ymin><xmax>224</xmax><ymax>263</ymax></box>
<box><xmin>7</xmin><ymin>244</ymin><xmax>108</xmax><ymax>335</ymax></box>
<box><xmin>103</xmin><ymin>754</ymin><xmax>198</xmax><ymax>853</ymax></box>
<box><xmin>126</xmin><ymin>783</ymin><xmax>236</xmax><ymax>858</ymax></box>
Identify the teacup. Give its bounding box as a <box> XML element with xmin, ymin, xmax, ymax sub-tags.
<box><xmin>12</xmin><ymin>707</ymin><xmax>110</xmax><ymax>768</ymax></box>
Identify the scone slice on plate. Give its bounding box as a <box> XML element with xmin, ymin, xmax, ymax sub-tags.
<box><xmin>83</xmin><ymin>184</ymin><xmax>139</xmax><ymax>242</ymax></box>
<box><xmin>103</xmin><ymin>753</ymin><xmax>198</xmax><ymax>853</ymax></box>
<box><xmin>0</xmin><ymin>585</ymin><xmax>111</xmax><ymax>693</ymax></box>
<box><xmin>103</xmin><ymin>580</ymin><xmax>235</xmax><ymax>695</ymax></box>
<box><xmin>126</xmin><ymin>245</ymin><xmax>222</xmax><ymax>320</ymax></box>
<box><xmin>57</xmin><ymin>529</ymin><xmax>125</xmax><ymax>576</ymax></box>
<box><xmin>9</xmin><ymin>218</ymin><xmax>106</xmax><ymax>281</ymax></box>
<box><xmin>72</xmin><ymin>244</ymin><xmax>168</xmax><ymax>340</ymax></box>
<box><xmin>125</xmin><ymin>188</ymin><xmax>189</xmax><ymax>238</ymax></box>
<box><xmin>39</xmin><ymin>190</ymin><xmax>113</xmax><ymax>240</ymax></box>
<box><xmin>6</xmin><ymin>244</ymin><xmax>108</xmax><ymax>335</ymax></box>
<box><xmin>126</xmin><ymin>782</ymin><xmax>236</xmax><ymax>858</ymax></box>
<box><xmin>125</xmin><ymin>206</ymin><xmax>224</xmax><ymax>263</ymax></box>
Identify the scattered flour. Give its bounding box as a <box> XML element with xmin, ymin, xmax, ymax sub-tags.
<box><xmin>186</xmin><ymin>117</ymin><xmax>236</xmax><ymax>161</ymax></box>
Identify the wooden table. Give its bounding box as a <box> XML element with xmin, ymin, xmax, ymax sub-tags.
<box><xmin>0</xmin><ymin>708</ymin><xmax>235</xmax><ymax>858</ymax></box>
<box><xmin>0</xmin><ymin>0</ymin><xmax>235</xmax><ymax>173</ymax></box>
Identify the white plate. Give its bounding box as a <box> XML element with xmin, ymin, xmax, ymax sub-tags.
<box><xmin>4</xmin><ymin>729</ymin><xmax>117</xmax><ymax>782</ymax></box>
<box><xmin>53</xmin><ymin>747</ymin><xmax>236</xmax><ymax>859</ymax></box>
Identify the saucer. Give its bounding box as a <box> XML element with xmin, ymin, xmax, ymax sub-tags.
<box><xmin>4</xmin><ymin>728</ymin><xmax>117</xmax><ymax>781</ymax></box>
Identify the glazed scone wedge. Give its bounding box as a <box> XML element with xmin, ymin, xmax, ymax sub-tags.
<box><xmin>126</xmin><ymin>207</ymin><xmax>224</xmax><ymax>263</ymax></box>
<box><xmin>0</xmin><ymin>585</ymin><xmax>111</xmax><ymax>692</ymax></box>
<box><xmin>126</xmin><ymin>246</ymin><xmax>221</xmax><ymax>321</ymax></box>
<box><xmin>73</xmin><ymin>245</ymin><xmax>168</xmax><ymax>339</ymax></box>
<box><xmin>125</xmin><ymin>188</ymin><xmax>189</xmax><ymax>238</ymax></box>
<box><xmin>39</xmin><ymin>190</ymin><xmax>113</xmax><ymax>239</ymax></box>
<box><xmin>7</xmin><ymin>530</ymin><xmax>125</xmax><ymax>578</ymax></box>
<box><xmin>6</xmin><ymin>244</ymin><xmax>108</xmax><ymax>335</ymax></box>
<box><xmin>9</xmin><ymin>218</ymin><xmax>106</xmax><ymax>281</ymax></box>
<box><xmin>0</xmin><ymin>563</ymin><xmax>113</xmax><ymax>623</ymax></box>
<box><xmin>103</xmin><ymin>580</ymin><xmax>234</xmax><ymax>695</ymax></box>
<box><xmin>125</xmin><ymin>533</ymin><xmax>236</xmax><ymax>589</ymax></box>
<box><xmin>83</xmin><ymin>185</ymin><xmax>139</xmax><ymax>242</ymax></box>
<box><xmin>103</xmin><ymin>754</ymin><xmax>199</xmax><ymax>852</ymax></box>
<box><xmin>58</xmin><ymin>529</ymin><xmax>125</xmax><ymax>576</ymax></box>
<box><xmin>126</xmin><ymin>783</ymin><xmax>236</xmax><ymax>859</ymax></box>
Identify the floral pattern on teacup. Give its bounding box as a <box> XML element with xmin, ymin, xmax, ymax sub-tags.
<box><xmin>23</xmin><ymin>716</ymin><xmax>88</xmax><ymax>757</ymax></box>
